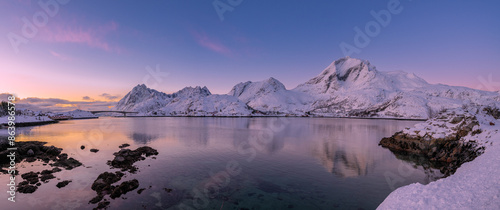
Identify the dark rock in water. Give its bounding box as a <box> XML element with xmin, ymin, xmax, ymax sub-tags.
<box><xmin>40</xmin><ymin>173</ymin><xmax>55</xmax><ymax>182</ymax></box>
<box><xmin>21</xmin><ymin>171</ymin><xmax>39</xmax><ymax>184</ymax></box>
<box><xmin>107</xmin><ymin>146</ymin><xmax>158</xmax><ymax>172</ymax></box>
<box><xmin>18</xmin><ymin>183</ymin><xmax>38</xmax><ymax>194</ymax></box>
<box><xmin>90</xmin><ymin>149</ymin><xmax>99</xmax><ymax>153</ymax></box>
<box><xmin>51</xmin><ymin>157</ymin><xmax>83</xmax><ymax>170</ymax></box>
<box><xmin>46</xmin><ymin>146</ymin><xmax>62</xmax><ymax>156</ymax></box>
<box><xmin>21</xmin><ymin>171</ymin><xmax>38</xmax><ymax>180</ymax></box>
<box><xmin>58</xmin><ymin>153</ymin><xmax>68</xmax><ymax>160</ymax></box>
<box><xmin>89</xmin><ymin>195</ymin><xmax>104</xmax><ymax>204</ymax></box>
<box><xmin>119</xmin><ymin>143</ymin><xmax>130</xmax><ymax>149</ymax></box>
<box><xmin>56</xmin><ymin>180</ymin><xmax>71</xmax><ymax>188</ymax></box>
<box><xmin>81</xmin><ymin>145</ymin><xmax>85</xmax><ymax>150</ymax></box>
<box><xmin>27</xmin><ymin>149</ymin><xmax>35</xmax><ymax>156</ymax></box>
<box><xmin>91</xmin><ymin>171</ymin><xmax>125</xmax><ymax>193</ymax></box>
<box><xmin>0</xmin><ymin>141</ymin><xmax>82</xmax><ymax>194</ymax></box>
<box><xmin>95</xmin><ymin>200</ymin><xmax>110</xmax><ymax>209</ymax></box>
<box><xmin>1</xmin><ymin>141</ymin><xmax>80</xmax><ymax>172</ymax></box>
<box><xmin>89</xmin><ymin>146</ymin><xmax>158</xmax><ymax>208</ymax></box>
<box><xmin>110</xmin><ymin>179</ymin><xmax>139</xmax><ymax>199</ymax></box>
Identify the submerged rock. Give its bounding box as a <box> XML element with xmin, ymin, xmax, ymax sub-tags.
<box><xmin>56</xmin><ymin>180</ymin><xmax>72</xmax><ymax>188</ymax></box>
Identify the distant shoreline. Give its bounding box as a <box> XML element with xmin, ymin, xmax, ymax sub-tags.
<box><xmin>113</xmin><ymin>115</ymin><xmax>427</xmax><ymax>121</ymax></box>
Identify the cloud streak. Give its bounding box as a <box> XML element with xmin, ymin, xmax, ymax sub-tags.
<box><xmin>191</xmin><ymin>29</ymin><xmax>232</xmax><ymax>56</ymax></box>
<box><xmin>99</xmin><ymin>93</ymin><xmax>120</xmax><ymax>101</ymax></box>
<box><xmin>0</xmin><ymin>93</ymin><xmax>116</xmax><ymax>112</ymax></box>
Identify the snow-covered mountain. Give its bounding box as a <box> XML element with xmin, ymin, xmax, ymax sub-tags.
<box><xmin>228</xmin><ymin>77</ymin><xmax>313</xmax><ymax>114</ymax></box>
<box><xmin>115</xmin><ymin>84</ymin><xmax>253</xmax><ymax>116</ymax></box>
<box><xmin>290</xmin><ymin>57</ymin><xmax>500</xmax><ymax>118</ymax></box>
<box><xmin>116</xmin><ymin>57</ymin><xmax>500</xmax><ymax>118</ymax></box>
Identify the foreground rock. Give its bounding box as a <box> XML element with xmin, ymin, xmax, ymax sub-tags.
<box><xmin>0</xmin><ymin>141</ymin><xmax>82</xmax><ymax>193</ymax></box>
<box><xmin>380</xmin><ymin>106</ymin><xmax>498</xmax><ymax>175</ymax></box>
<box><xmin>90</xmin><ymin>146</ymin><xmax>158</xmax><ymax>209</ymax></box>
<box><xmin>107</xmin><ymin>146</ymin><xmax>158</xmax><ymax>173</ymax></box>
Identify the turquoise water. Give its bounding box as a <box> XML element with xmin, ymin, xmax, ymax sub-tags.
<box><xmin>0</xmin><ymin>117</ymin><xmax>442</xmax><ymax>209</ymax></box>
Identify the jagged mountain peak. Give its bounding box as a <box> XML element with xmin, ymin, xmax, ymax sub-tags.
<box><xmin>115</xmin><ymin>84</ymin><xmax>169</xmax><ymax>111</ymax></box>
<box><xmin>295</xmin><ymin>57</ymin><xmax>378</xmax><ymax>93</ymax></box>
<box><xmin>173</xmin><ymin>86</ymin><xmax>211</xmax><ymax>98</ymax></box>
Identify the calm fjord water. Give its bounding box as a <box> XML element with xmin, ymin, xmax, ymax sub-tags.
<box><xmin>2</xmin><ymin>117</ymin><xmax>443</xmax><ymax>209</ymax></box>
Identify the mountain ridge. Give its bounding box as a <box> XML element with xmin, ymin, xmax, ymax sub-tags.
<box><xmin>115</xmin><ymin>57</ymin><xmax>500</xmax><ymax>118</ymax></box>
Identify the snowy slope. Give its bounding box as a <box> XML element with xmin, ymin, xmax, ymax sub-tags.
<box><xmin>378</xmin><ymin>106</ymin><xmax>500</xmax><ymax>209</ymax></box>
<box><xmin>116</xmin><ymin>57</ymin><xmax>500</xmax><ymax>118</ymax></box>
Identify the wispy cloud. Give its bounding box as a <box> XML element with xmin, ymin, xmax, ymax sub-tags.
<box><xmin>99</xmin><ymin>93</ymin><xmax>120</xmax><ymax>101</ymax></box>
<box><xmin>82</xmin><ymin>96</ymin><xmax>94</xmax><ymax>101</ymax></box>
<box><xmin>39</xmin><ymin>21</ymin><xmax>121</xmax><ymax>53</ymax></box>
<box><xmin>191</xmin><ymin>29</ymin><xmax>232</xmax><ymax>56</ymax></box>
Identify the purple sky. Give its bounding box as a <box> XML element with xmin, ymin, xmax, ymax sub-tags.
<box><xmin>1</xmin><ymin>0</ymin><xmax>499</xmax><ymax>111</ymax></box>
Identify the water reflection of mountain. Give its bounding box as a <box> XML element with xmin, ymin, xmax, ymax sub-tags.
<box><xmin>310</xmin><ymin>119</ymin><xmax>411</xmax><ymax>178</ymax></box>
<box><xmin>129</xmin><ymin>132</ymin><xmax>159</xmax><ymax>144</ymax></box>
<box><xmin>231</xmin><ymin>118</ymin><xmax>286</xmax><ymax>154</ymax></box>
<box><xmin>313</xmin><ymin>139</ymin><xmax>372</xmax><ymax>177</ymax></box>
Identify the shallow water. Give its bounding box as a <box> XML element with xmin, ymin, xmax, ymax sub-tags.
<box><xmin>0</xmin><ymin>117</ymin><xmax>443</xmax><ymax>209</ymax></box>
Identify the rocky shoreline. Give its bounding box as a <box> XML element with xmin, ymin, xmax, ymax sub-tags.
<box><xmin>379</xmin><ymin>106</ymin><xmax>498</xmax><ymax>175</ymax></box>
